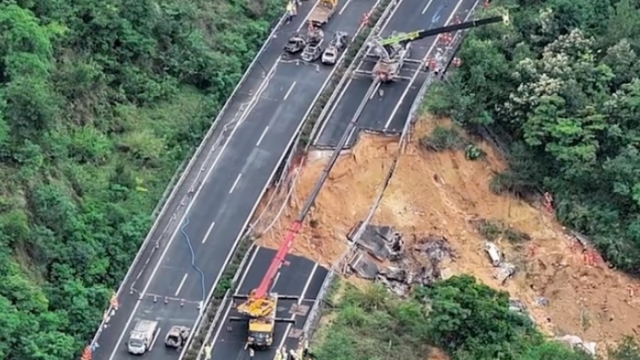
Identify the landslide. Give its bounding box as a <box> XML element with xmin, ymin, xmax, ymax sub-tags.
<box><xmin>254</xmin><ymin>115</ymin><xmax>640</xmax><ymax>348</ymax></box>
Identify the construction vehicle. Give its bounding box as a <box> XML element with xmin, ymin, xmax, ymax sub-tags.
<box><xmin>322</xmin><ymin>31</ymin><xmax>349</xmax><ymax>65</ymax></box>
<box><xmin>229</xmin><ymin>226</ymin><xmax>305</xmax><ymax>350</ymax></box>
<box><xmin>164</xmin><ymin>325</ymin><xmax>190</xmax><ymax>349</ymax></box>
<box><xmin>309</xmin><ymin>0</ymin><xmax>337</xmax><ymax>27</ymax></box>
<box><xmin>127</xmin><ymin>320</ymin><xmax>159</xmax><ymax>355</ymax></box>
<box><xmin>356</xmin><ymin>12</ymin><xmax>510</xmax><ymax>82</ymax></box>
<box><xmin>230</xmin><ymin>291</ymin><xmax>297</xmax><ymax>349</ymax></box>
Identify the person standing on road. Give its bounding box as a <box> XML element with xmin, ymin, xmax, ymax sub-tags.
<box><xmin>286</xmin><ymin>1</ymin><xmax>295</xmax><ymax>23</ymax></box>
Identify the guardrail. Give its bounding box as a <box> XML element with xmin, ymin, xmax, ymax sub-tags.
<box><xmin>88</xmin><ymin>5</ymin><xmax>293</xmax><ymax>350</ymax></box>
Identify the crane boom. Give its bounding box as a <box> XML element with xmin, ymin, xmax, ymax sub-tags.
<box><xmin>254</xmin><ymin>221</ymin><xmax>302</xmax><ymax>299</ymax></box>
<box><xmin>380</xmin><ymin>14</ymin><xmax>508</xmax><ymax>46</ymax></box>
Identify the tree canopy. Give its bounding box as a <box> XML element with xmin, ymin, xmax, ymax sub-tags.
<box><xmin>312</xmin><ymin>276</ymin><xmax>637</xmax><ymax>360</ymax></box>
<box><xmin>424</xmin><ymin>0</ymin><xmax>640</xmax><ymax>273</ymax></box>
<box><xmin>0</xmin><ymin>0</ymin><xmax>281</xmax><ymax>358</ymax></box>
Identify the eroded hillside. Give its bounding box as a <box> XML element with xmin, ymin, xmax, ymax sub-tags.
<box><xmin>253</xmin><ymin>115</ymin><xmax>640</xmax><ymax>349</ymax></box>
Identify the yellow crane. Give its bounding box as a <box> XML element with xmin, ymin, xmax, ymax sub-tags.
<box><xmin>228</xmin><ymin>228</ymin><xmax>302</xmax><ymax>350</ymax></box>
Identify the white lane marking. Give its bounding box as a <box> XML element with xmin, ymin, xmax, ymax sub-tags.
<box><xmin>202</xmin><ymin>221</ymin><xmax>216</xmax><ymax>244</ymax></box>
<box><xmin>339</xmin><ymin>0</ymin><xmax>354</xmax><ymax>15</ymax></box>
<box><xmin>384</xmin><ymin>0</ymin><xmax>466</xmax><ymax>130</ymax></box>
<box><xmin>229</xmin><ymin>173</ymin><xmax>242</xmax><ymax>194</ymax></box>
<box><xmin>256</xmin><ymin>126</ymin><xmax>270</xmax><ymax>147</ymax></box>
<box><xmin>369</xmin><ymin>82</ymin><xmax>380</xmax><ymax>100</ymax></box>
<box><xmin>208</xmin><ymin>248</ymin><xmax>260</xmax><ymax>347</ymax></box>
<box><xmin>284</xmin><ymin>81</ymin><xmax>297</xmax><ymax>100</ymax></box>
<box><xmin>149</xmin><ymin>326</ymin><xmax>161</xmax><ymax>352</ymax></box>
<box><xmin>175</xmin><ymin>274</ymin><xmax>188</xmax><ymax>296</ymax></box>
<box><xmin>422</xmin><ymin>0</ymin><xmax>435</xmax><ymax>14</ymax></box>
<box><xmin>275</xmin><ymin>263</ymin><xmax>319</xmax><ymax>351</ymax></box>
<box><xmin>105</xmin><ymin>1</ymin><xmax>326</xmax><ymax>358</ymax></box>
<box><xmin>272</xmin><ymin>272</ymin><xmax>282</xmax><ymax>290</ymax></box>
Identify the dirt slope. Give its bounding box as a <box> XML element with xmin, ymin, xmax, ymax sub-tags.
<box><xmin>253</xmin><ymin>115</ymin><xmax>640</xmax><ymax>347</ymax></box>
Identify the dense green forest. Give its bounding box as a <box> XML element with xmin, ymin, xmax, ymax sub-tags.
<box><xmin>313</xmin><ymin>276</ymin><xmax>640</xmax><ymax>360</ymax></box>
<box><xmin>0</xmin><ymin>0</ymin><xmax>281</xmax><ymax>358</ymax></box>
<box><xmin>425</xmin><ymin>0</ymin><xmax>640</xmax><ymax>272</ymax></box>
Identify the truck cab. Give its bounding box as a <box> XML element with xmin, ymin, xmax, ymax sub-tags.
<box><xmin>247</xmin><ymin>320</ymin><xmax>274</xmax><ymax>349</ymax></box>
<box><xmin>127</xmin><ymin>320</ymin><xmax>159</xmax><ymax>355</ymax></box>
<box><xmin>127</xmin><ymin>333</ymin><xmax>147</xmax><ymax>355</ymax></box>
<box><xmin>308</xmin><ymin>0</ymin><xmax>337</xmax><ymax>27</ymax></box>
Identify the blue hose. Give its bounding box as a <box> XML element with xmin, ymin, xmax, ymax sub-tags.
<box><xmin>180</xmin><ymin>216</ymin><xmax>207</xmax><ymax>303</ymax></box>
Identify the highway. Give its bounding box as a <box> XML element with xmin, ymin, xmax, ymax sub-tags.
<box><xmin>91</xmin><ymin>1</ymin><xmax>373</xmax><ymax>359</ymax></box>
<box><xmin>314</xmin><ymin>0</ymin><xmax>479</xmax><ymax>149</ymax></box>
<box><xmin>206</xmin><ymin>246</ymin><xmax>327</xmax><ymax>360</ymax></box>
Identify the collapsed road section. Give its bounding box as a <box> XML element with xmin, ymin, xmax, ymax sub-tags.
<box><xmin>87</xmin><ymin>1</ymin><xmax>375</xmax><ymax>360</ymax></box>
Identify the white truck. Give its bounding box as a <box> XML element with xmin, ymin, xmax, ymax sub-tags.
<box><xmin>127</xmin><ymin>320</ymin><xmax>159</xmax><ymax>355</ymax></box>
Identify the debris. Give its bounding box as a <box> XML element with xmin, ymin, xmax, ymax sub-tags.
<box><xmin>535</xmin><ymin>297</ymin><xmax>549</xmax><ymax>307</ymax></box>
<box><xmin>484</xmin><ymin>242</ymin><xmax>502</xmax><ymax>266</ymax></box>
<box><xmin>346</xmin><ymin>252</ymin><xmax>379</xmax><ymax>280</ymax></box>
<box><xmin>557</xmin><ymin>335</ymin><xmax>597</xmax><ymax>356</ymax></box>
<box><xmin>347</xmin><ymin>225</ymin><xmax>455</xmax><ymax>296</ymax></box>
<box><xmin>349</xmin><ymin>222</ymin><xmax>403</xmax><ymax>260</ymax></box>
<box><xmin>509</xmin><ymin>298</ymin><xmax>527</xmax><ymax>313</ymax></box>
<box><xmin>494</xmin><ymin>262</ymin><xmax>516</xmax><ymax>285</ymax></box>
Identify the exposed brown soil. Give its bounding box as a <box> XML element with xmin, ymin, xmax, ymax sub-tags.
<box><xmin>253</xmin><ymin>115</ymin><xmax>640</xmax><ymax>349</ymax></box>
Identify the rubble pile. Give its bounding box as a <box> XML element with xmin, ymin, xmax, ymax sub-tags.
<box><xmin>484</xmin><ymin>241</ymin><xmax>516</xmax><ymax>285</ymax></box>
<box><xmin>345</xmin><ymin>224</ymin><xmax>455</xmax><ymax>296</ymax></box>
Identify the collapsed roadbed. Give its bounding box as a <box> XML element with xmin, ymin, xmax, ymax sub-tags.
<box><xmin>254</xmin><ymin>116</ymin><xmax>640</xmax><ymax>353</ymax></box>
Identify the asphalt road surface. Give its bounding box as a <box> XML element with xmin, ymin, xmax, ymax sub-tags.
<box><xmin>91</xmin><ymin>0</ymin><xmax>372</xmax><ymax>359</ymax></box>
<box><xmin>205</xmin><ymin>246</ymin><xmax>327</xmax><ymax>360</ymax></box>
<box><xmin>314</xmin><ymin>0</ymin><xmax>479</xmax><ymax>149</ymax></box>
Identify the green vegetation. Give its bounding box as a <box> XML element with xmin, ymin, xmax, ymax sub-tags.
<box><xmin>473</xmin><ymin>218</ymin><xmax>531</xmax><ymax>243</ymax></box>
<box><xmin>424</xmin><ymin>0</ymin><xmax>640</xmax><ymax>272</ymax></box>
<box><xmin>0</xmin><ymin>0</ymin><xmax>282</xmax><ymax>358</ymax></box>
<box><xmin>312</xmin><ymin>275</ymin><xmax>639</xmax><ymax>360</ymax></box>
<box><xmin>419</xmin><ymin>126</ymin><xmax>466</xmax><ymax>151</ymax></box>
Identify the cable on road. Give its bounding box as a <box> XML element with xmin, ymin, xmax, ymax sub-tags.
<box><xmin>180</xmin><ymin>215</ymin><xmax>207</xmax><ymax>303</ymax></box>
